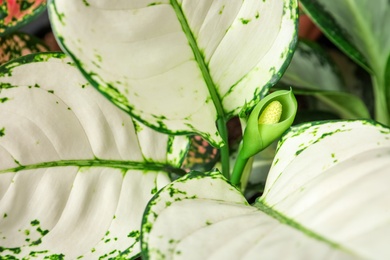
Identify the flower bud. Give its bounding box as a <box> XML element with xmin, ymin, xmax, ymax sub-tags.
<box><xmin>241</xmin><ymin>90</ymin><xmax>297</xmax><ymax>159</ymax></box>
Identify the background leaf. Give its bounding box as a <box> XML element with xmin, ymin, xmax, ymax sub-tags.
<box><xmin>300</xmin><ymin>0</ymin><xmax>390</xmax><ymax>77</ymax></box>
<box><xmin>141</xmin><ymin>120</ymin><xmax>390</xmax><ymax>259</ymax></box>
<box><xmin>49</xmin><ymin>0</ymin><xmax>298</xmax><ymax>147</ymax></box>
<box><xmin>0</xmin><ymin>0</ymin><xmax>47</xmax><ymax>36</ymax></box>
<box><xmin>281</xmin><ymin>40</ymin><xmax>344</xmax><ymax>91</ymax></box>
<box><xmin>280</xmin><ymin>40</ymin><xmax>370</xmax><ymax>119</ymax></box>
<box><xmin>292</xmin><ymin>88</ymin><xmax>370</xmax><ymax>119</ymax></box>
<box><xmin>0</xmin><ymin>53</ymin><xmax>188</xmax><ymax>259</ymax></box>
<box><xmin>0</xmin><ymin>32</ymin><xmax>49</xmax><ymax>64</ymax></box>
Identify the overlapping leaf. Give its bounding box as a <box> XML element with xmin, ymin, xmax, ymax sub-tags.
<box><xmin>48</xmin><ymin>0</ymin><xmax>298</xmax><ymax>147</ymax></box>
<box><xmin>0</xmin><ymin>0</ymin><xmax>47</xmax><ymax>35</ymax></box>
<box><xmin>141</xmin><ymin>120</ymin><xmax>390</xmax><ymax>259</ymax></box>
<box><xmin>300</xmin><ymin>0</ymin><xmax>390</xmax><ymax>77</ymax></box>
<box><xmin>0</xmin><ymin>53</ymin><xmax>188</xmax><ymax>259</ymax></box>
<box><xmin>280</xmin><ymin>40</ymin><xmax>370</xmax><ymax>119</ymax></box>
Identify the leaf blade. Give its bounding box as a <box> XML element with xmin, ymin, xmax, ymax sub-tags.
<box><xmin>141</xmin><ymin>120</ymin><xmax>390</xmax><ymax>259</ymax></box>
<box><xmin>0</xmin><ymin>53</ymin><xmax>188</xmax><ymax>259</ymax></box>
<box><xmin>48</xmin><ymin>0</ymin><xmax>298</xmax><ymax>147</ymax></box>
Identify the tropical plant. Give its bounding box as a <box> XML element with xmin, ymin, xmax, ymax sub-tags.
<box><xmin>0</xmin><ymin>0</ymin><xmax>390</xmax><ymax>260</ymax></box>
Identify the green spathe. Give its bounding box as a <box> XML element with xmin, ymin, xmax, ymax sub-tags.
<box><xmin>241</xmin><ymin>89</ymin><xmax>297</xmax><ymax>159</ymax></box>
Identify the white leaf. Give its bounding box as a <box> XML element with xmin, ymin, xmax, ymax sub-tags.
<box><xmin>48</xmin><ymin>0</ymin><xmax>298</xmax><ymax>147</ymax></box>
<box><xmin>141</xmin><ymin>120</ymin><xmax>390</xmax><ymax>259</ymax></box>
<box><xmin>0</xmin><ymin>53</ymin><xmax>188</xmax><ymax>259</ymax></box>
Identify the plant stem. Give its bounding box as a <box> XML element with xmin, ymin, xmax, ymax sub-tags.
<box><xmin>170</xmin><ymin>1</ymin><xmax>231</xmax><ymax>177</ymax></box>
<box><xmin>217</xmin><ymin>117</ymin><xmax>230</xmax><ymax>179</ymax></box>
<box><xmin>372</xmin><ymin>75</ymin><xmax>389</xmax><ymax>125</ymax></box>
<box><xmin>230</xmin><ymin>149</ymin><xmax>248</xmax><ymax>186</ymax></box>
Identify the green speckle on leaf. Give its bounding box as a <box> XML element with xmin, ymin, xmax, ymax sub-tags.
<box><xmin>0</xmin><ymin>246</ymin><xmax>21</xmax><ymax>254</ymax></box>
<box><xmin>29</xmin><ymin>250</ymin><xmax>49</xmax><ymax>257</ymax></box>
<box><xmin>48</xmin><ymin>90</ymin><xmax>54</xmax><ymax>94</ymax></box>
<box><xmin>0</xmin><ymin>127</ymin><xmax>5</xmax><ymax>137</ymax></box>
<box><xmin>3</xmin><ymin>213</ymin><xmax>7</xmax><ymax>218</ymax></box>
<box><xmin>127</xmin><ymin>230</ymin><xmax>139</xmax><ymax>238</ymax></box>
<box><xmin>30</xmin><ymin>238</ymin><xmax>42</xmax><ymax>246</ymax></box>
<box><xmin>37</xmin><ymin>227</ymin><xmax>49</xmax><ymax>236</ymax></box>
<box><xmin>147</xmin><ymin>2</ymin><xmax>162</xmax><ymax>6</ymax></box>
<box><xmin>82</xmin><ymin>0</ymin><xmax>90</xmax><ymax>6</ymax></box>
<box><xmin>240</xmin><ymin>18</ymin><xmax>251</xmax><ymax>24</ymax></box>
<box><xmin>0</xmin><ymin>97</ymin><xmax>9</xmax><ymax>103</ymax></box>
<box><xmin>219</xmin><ymin>5</ymin><xmax>225</xmax><ymax>14</ymax></box>
<box><xmin>45</xmin><ymin>254</ymin><xmax>65</xmax><ymax>259</ymax></box>
<box><xmin>30</xmin><ymin>219</ymin><xmax>40</xmax><ymax>226</ymax></box>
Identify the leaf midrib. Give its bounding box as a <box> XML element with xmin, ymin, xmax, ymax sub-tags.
<box><xmin>344</xmin><ymin>0</ymin><xmax>381</xmax><ymax>76</ymax></box>
<box><xmin>170</xmin><ymin>1</ymin><xmax>230</xmax><ymax>176</ymax></box>
<box><xmin>0</xmin><ymin>159</ymin><xmax>182</xmax><ymax>174</ymax></box>
<box><xmin>255</xmin><ymin>200</ymin><xmax>359</xmax><ymax>257</ymax></box>
<box><xmin>170</xmin><ymin>0</ymin><xmax>225</xmax><ymax>118</ymax></box>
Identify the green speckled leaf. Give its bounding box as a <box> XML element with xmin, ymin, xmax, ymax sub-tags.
<box><xmin>141</xmin><ymin>120</ymin><xmax>390</xmax><ymax>259</ymax></box>
<box><xmin>0</xmin><ymin>32</ymin><xmax>49</xmax><ymax>64</ymax></box>
<box><xmin>300</xmin><ymin>0</ymin><xmax>390</xmax><ymax>77</ymax></box>
<box><xmin>0</xmin><ymin>53</ymin><xmax>188</xmax><ymax>259</ymax></box>
<box><xmin>0</xmin><ymin>0</ymin><xmax>47</xmax><ymax>36</ymax></box>
<box><xmin>48</xmin><ymin>0</ymin><xmax>298</xmax><ymax>147</ymax></box>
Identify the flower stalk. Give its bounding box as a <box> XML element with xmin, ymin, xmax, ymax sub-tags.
<box><xmin>230</xmin><ymin>90</ymin><xmax>297</xmax><ymax>187</ymax></box>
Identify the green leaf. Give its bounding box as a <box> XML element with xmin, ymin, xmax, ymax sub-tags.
<box><xmin>48</xmin><ymin>0</ymin><xmax>298</xmax><ymax>147</ymax></box>
<box><xmin>141</xmin><ymin>120</ymin><xmax>390</xmax><ymax>259</ymax></box>
<box><xmin>0</xmin><ymin>32</ymin><xmax>49</xmax><ymax>65</ymax></box>
<box><xmin>0</xmin><ymin>53</ymin><xmax>188</xmax><ymax>259</ymax></box>
<box><xmin>0</xmin><ymin>0</ymin><xmax>47</xmax><ymax>36</ymax></box>
<box><xmin>293</xmin><ymin>88</ymin><xmax>370</xmax><ymax>119</ymax></box>
<box><xmin>281</xmin><ymin>40</ymin><xmax>345</xmax><ymax>91</ymax></box>
<box><xmin>280</xmin><ymin>40</ymin><xmax>370</xmax><ymax>119</ymax></box>
<box><xmin>300</xmin><ymin>0</ymin><xmax>390</xmax><ymax>78</ymax></box>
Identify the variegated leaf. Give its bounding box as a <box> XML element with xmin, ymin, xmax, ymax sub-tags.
<box><xmin>300</xmin><ymin>0</ymin><xmax>390</xmax><ymax>77</ymax></box>
<box><xmin>0</xmin><ymin>32</ymin><xmax>49</xmax><ymax>64</ymax></box>
<box><xmin>0</xmin><ymin>0</ymin><xmax>47</xmax><ymax>36</ymax></box>
<box><xmin>141</xmin><ymin>120</ymin><xmax>390</xmax><ymax>259</ymax></box>
<box><xmin>280</xmin><ymin>40</ymin><xmax>370</xmax><ymax>119</ymax></box>
<box><xmin>48</xmin><ymin>0</ymin><xmax>298</xmax><ymax>147</ymax></box>
<box><xmin>0</xmin><ymin>53</ymin><xmax>188</xmax><ymax>259</ymax></box>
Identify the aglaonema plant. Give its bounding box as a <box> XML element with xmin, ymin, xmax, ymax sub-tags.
<box><xmin>1</xmin><ymin>0</ymin><xmax>390</xmax><ymax>259</ymax></box>
<box><xmin>299</xmin><ymin>0</ymin><xmax>390</xmax><ymax>125</ymax></box>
